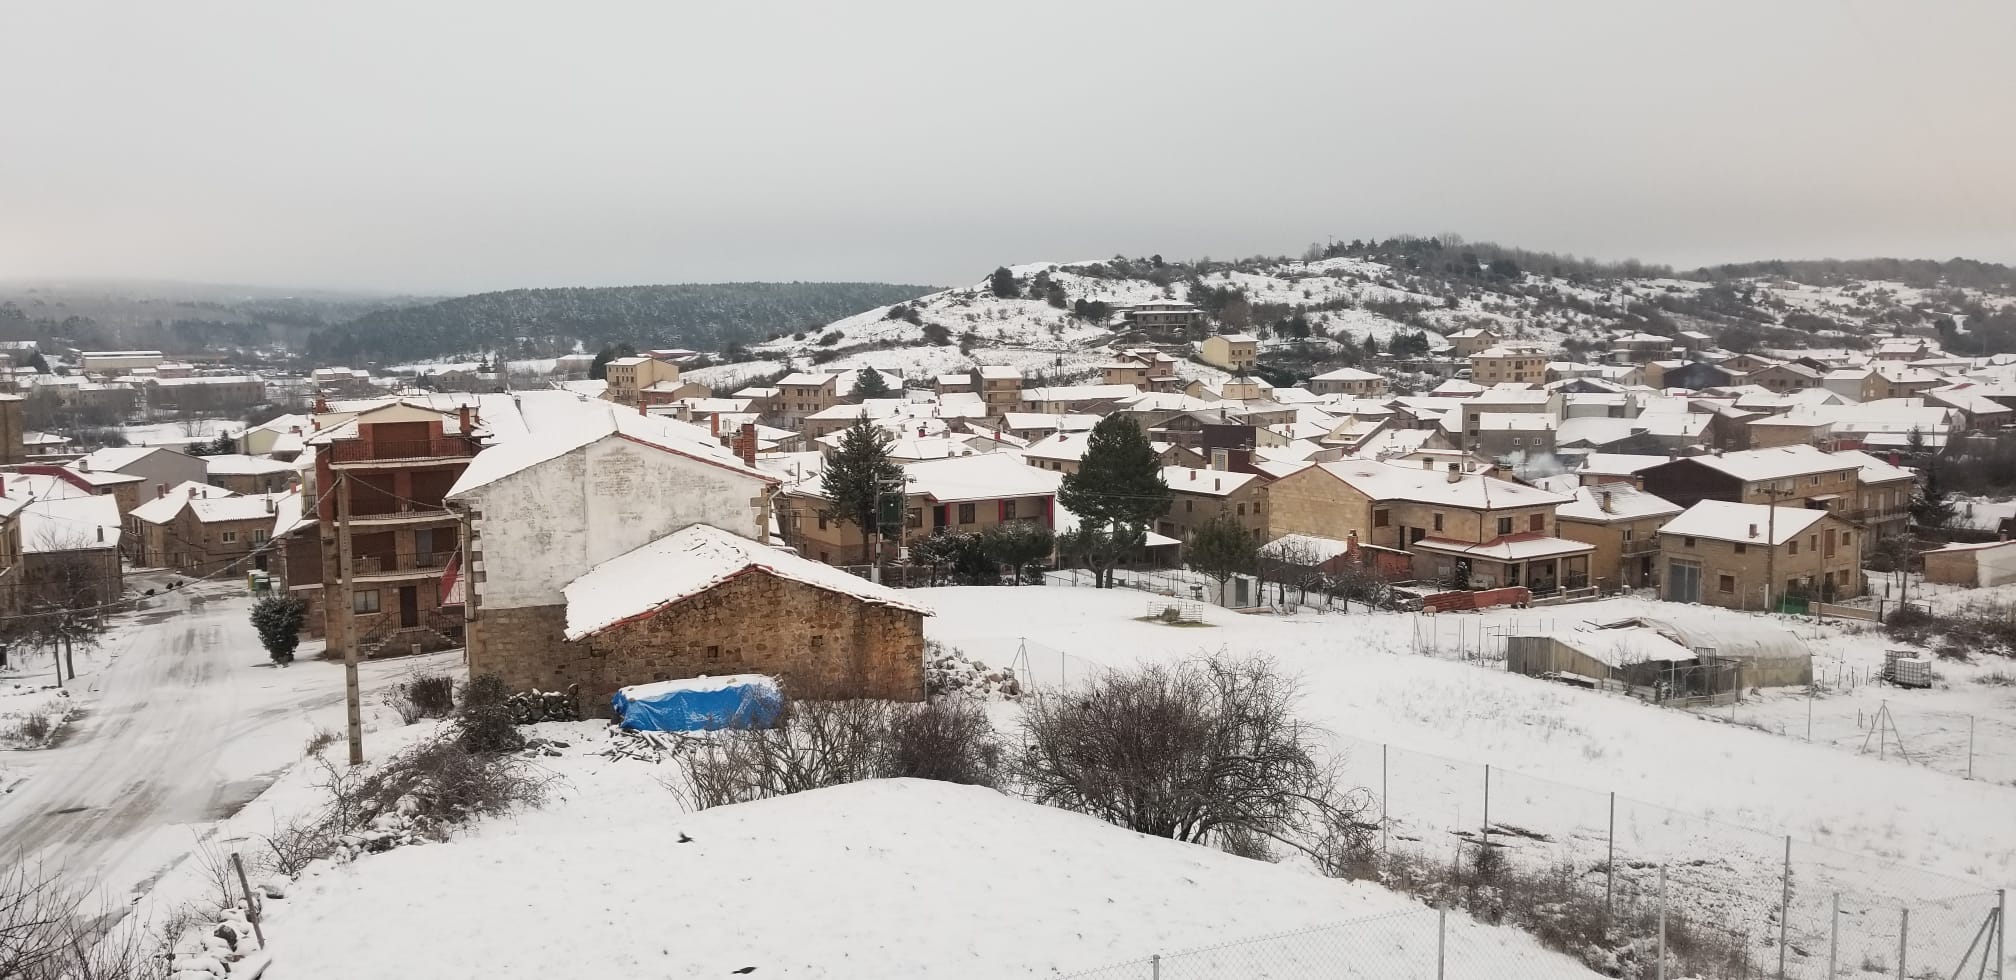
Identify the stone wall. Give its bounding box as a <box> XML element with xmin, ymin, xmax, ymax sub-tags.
<box><xmin>468</xmin><ymin>572</ymin><xmax>925</xmax><ymax>716</ymax></box>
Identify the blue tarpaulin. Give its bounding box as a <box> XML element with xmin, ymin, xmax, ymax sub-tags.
<box><xmin>611</xmin><ymin>675</ymin><xmax>783</xmax><ymax>732</ymax></box>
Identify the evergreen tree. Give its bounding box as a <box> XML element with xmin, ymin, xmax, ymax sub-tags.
<box><xmin>820</xmin><ymin>418</ymin><xmax>904</xmax><ymax>560</ymax></box>
<box><xmin>989</xmin><ymin>266</ymin><xmax>1020</xmax><ymax>299</ymax></box>
<box><xmin>25</xmin><ymin>350</ymin><xmax>49</xmax><ymax>374</ymax></box>
<box><xmin>1185</xmin><ymin>512</ymin><xmax>1258</xmax><ymax>602</ymax></box>
<box><xmin>1909</xmin><ymin>428</ymin><xmax>1955</xmax><ymax>529</ymax></box>
<box><xmin>983</xmin><ymin>519</ymin><xmax>1056</xmax><ymax>585</ymax></box>
<box><xmin>1059</xmin><ymin>416</ymin><xmax>1169</xmax><ymax>587</ymax></box>
<box><xmin>1362</xmin><ymin>334</ymin><xmax>1380</xmax><ymax>358</ymax></box>
<box><xmin>588</xmin><ymin>343</ymin><xmax>635</xmax><ymax>381</ymax></box>
<box><xmin>249</xmin><ymin>594</ymin><xmax>305</xmax><ymax>665</ymax></box>
<box><xmin>853</xmin><ymin>365</ymin><xmax>894</xmax><ymax>399</ymax></box>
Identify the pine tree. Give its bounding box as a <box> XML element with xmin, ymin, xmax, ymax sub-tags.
<box><xmin>1362</xmin><ymin>334</ymin><xmax>1380</xmax><ymax>358</ymax></box>
<box><xmin>820</xmin><ymin>418</ymin><xmax>904</xmax><ymax>561</ymax></box>
<box><xmin>989</xmin><ymin>266</ymin><xmax>1020</xmax><ymax>299</ymax></box>
<box><xmin>1185</xmin><ymin>512</ymin><xmax>1257</xmax><ymax>602</ymax></box>
<box><xmin>249</xmin><ymin>594</ymin><xmax>305</xmax><ymax>665</ymax></box>
<box><xmin>854</xmin><ymin>365</ymin><xmax>894</xmax><ymax>399</ymax></box>
<box><xmin>1059</xmin><ymin>416</ymin><xmax>1169</xmax><ymax>587</ymax></box>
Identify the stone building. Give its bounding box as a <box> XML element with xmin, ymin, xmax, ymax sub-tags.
<box><xmin>447</xmin><ymin>410</ymin><xmax>779</xmax><ymax>688</ymax></box>
<box><xmin>201</xmin><ymin>453</ymin><xmax>298</xmax><ymax>494</ymax></box>
<box><xmin>779</xmin><ymin>452</ymin><xmax>1059</xmax><ymax>566</ymax></box>
<box><xmin>537</xmin><ymin>524</ymin><xmax>931</xmax><ymax>710</ymax></box>
<box><xmin>1159</xmin><ymin>466</ymin><xmax>1268</xmax><ymax>544</ymax></box>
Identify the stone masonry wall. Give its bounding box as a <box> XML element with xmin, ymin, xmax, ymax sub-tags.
<box><xmin>467</xmin><ymin>571</ymin><xmax>925</xmax><ymax>716</ymax></box>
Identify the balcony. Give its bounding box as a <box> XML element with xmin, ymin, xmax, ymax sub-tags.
<box><xmin>328</xmin><ymin>437</ymin><xmax>478</xmax><ymax>466</ymax></box>
<box><xmin>345</xmin><ymin>504</ymin><xmax>459</xmax><ymax>527</ymax></box>
<box><xmin>1620</xmin><ymin>540</ymin><xmax>1660</xmax><ymax>557</ymax></box>
<box><xmin>352</xmin><ymin>551</ymin><xmax>457</xmax><ymax>580</ymax></box>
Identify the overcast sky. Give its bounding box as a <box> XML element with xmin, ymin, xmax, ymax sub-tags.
<box><xmin>2</xmin><ymin>1</ymin><xmax>2012</xmax><ymax>295</ymax></box>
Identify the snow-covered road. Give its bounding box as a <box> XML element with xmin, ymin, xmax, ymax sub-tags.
<box><xmin>0</xmin><ymin>583</ymin><xmax>461</xmax><ymax>903</ymax></box>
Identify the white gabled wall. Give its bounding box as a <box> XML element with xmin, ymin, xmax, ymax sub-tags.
<box><xmin>465</xmin><ymin>433</ymin><xmax>767</xmax><ymax>610</ymax></box>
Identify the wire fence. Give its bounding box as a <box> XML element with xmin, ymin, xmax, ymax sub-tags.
<box><xmin>1016</xmin><ymin>637</ymin><xmax>2010</xmax><ymax>980</ymax></box>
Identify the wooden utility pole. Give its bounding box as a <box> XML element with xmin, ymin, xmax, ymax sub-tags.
<box><xmin>1762</xmin><ymin>485</ymin><xmax>1795</xmax><ymax>612</ymax></box>
<box><xmin>335</xmin><ymin>471</ymin><xmax>363</xmax><ymax>765</ymax></box>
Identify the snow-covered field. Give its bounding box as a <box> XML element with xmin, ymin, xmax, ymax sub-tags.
<box><xmin>118</xmin><ymin>417</ymin><xmax>245</xmax><ymax>446</ymax></box>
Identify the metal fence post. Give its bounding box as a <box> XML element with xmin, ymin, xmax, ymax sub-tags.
<box><xmin>1150</xmin><ymin>953</ymin><xmax>1161</xmax><ymax>980</ymax></box>
<box><xmin>1897</xmin><ymin>907</ymin><xmax>1908</xmax><ymax>979</ymax></box>
<box><xmin>1605</xmin><ymin>791</ymin><xmax>1616</xmax><ymax>925</ymax></box>
<box><xmin>1380</xmin><ymin>743</ymin><xmax>1390</xmax><ymax>855</ymax></box>
<box><xmin>1437</xmin><ymin>900</ymin><xmax>1448</xmax><ymax>980</ymax></box>
<box><xmin>1969</xmin><ymin>714</ymin><xmax>1976</xmax><ymax>780</ymax></box>
<box><xmin>1828</xmin><ymin>893</ymin><xmax>1839</xmax><ymax>980</ymax></box>
<box><xmin>1779</xmin><ymin>835</ymin><xmax>1792</xmax><ymax>979</ymax></box>
<box><xmin>1657</xmin><ymin>865</ymin><xmax>1668</xmax><ymax>980</ymax></box>
<box><xmin>1997</xmin><ymin>888</ymin><xmax>2006</xmax><ymax>980</ymax></box>
<box><xmin>1481</xmin><ymin>764</ymin><xmax>1491</xmax><ymax>859</ymax></box>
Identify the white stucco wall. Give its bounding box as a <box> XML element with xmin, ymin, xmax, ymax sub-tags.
<box><xmin>465</xmin><ymin>434</ymin><xmax>767</xmax><ymax>610</ymax></box>
<box><xmin>1977</xmin><ymin>541</ymin><xmax>2016</xmax><ymax>588</ymax></box>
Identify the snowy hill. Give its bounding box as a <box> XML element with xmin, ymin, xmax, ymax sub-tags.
<box><xmin>727</xmin><ymin>242</ymin><xmax>2016</xmax><ymax>391</ymax></box>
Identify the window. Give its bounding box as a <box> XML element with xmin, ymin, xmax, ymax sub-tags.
<box><xmin>906</xmin><ymin>508</ymin><xmax>924</xmax><ymax>529</ymax></box>
<box><xmin>1810</xmin><ymin>475</ymin><xmax>1820</xmax><ymax>486</ymax></box>
<box><xmin>1529</xmin><ymin>513</ymin><xmax>1545</xmax><ymax>532</ymax></box>
<box><xmin>1622</xmin><ymin>529</ymin><xmax>1633</xmax><ymax>542</ymax></box>
<box><xmin>1842</xmin><ymin>531</ymin><xmax>1851</xmax><ymax>546</ymax></box>
<box><xmin>1185</xmin><ymin>500</ymin><xmax>1194</xmax><ymax>513</ymax></box>
<box><xmin>1374</xmin><ymin>509</ymin><xmax>1390</xmax><ymax>528</ymax></box>
<box><xmin>1719</xmin><ymin>574</ymin><xmax>1736</xmax><ymax>594</ymax></box>
<box><xmin>353</xmin><ymin>590</ymin><xmax>380</xmax><ymax>614</ymax></box>
<box><xmin>1002</xmin><ymin>500</ymin><xmax>1018</xmax><ymax>520</ymax></box>
<box><xmin>1236</xmin><ymin>503</ymin><xmax>1246</xmax><ymax>517</ymax></box>
<box><xmin>1432</xmin><ymin>512</ymin><xmax>1444</xmax><ymax>532</ymax></box>
<box><xmin>817</xmin><ymin>513</ymin><xmax>828</xmax><ymax>531</ymax></box>
<box><xmin>1734</xmin><ymin>543</ymin><xmax>1747</xmax><ymax>554</ymax></box>
<box><xmin>253</xmin><ymin>530</ymin><xmax>268</xmax><ymax>544</ymax></box>
<box><xmin>706</xmin><ymin>645</ymin><xmax>721</xmax><ymax>660</ymax></box>
<box><xmin>1497</xmin><ymin>517</ymin><xmax>1514</xmax><ymax>535</ymax></box>
<box><xmin>1789</xmin><ymin>539</ymin><xmax>1799</xmax><ymax>555</ymax></box>
<box><xmin>957</xmin><ymin>502</ymin><xmax>975</xmax><ymax>524</ymax></box>
<box><xmin>1683</xmin><ymin>536</ymin><xmax>1697</xmax><ymax>548</ymax></box>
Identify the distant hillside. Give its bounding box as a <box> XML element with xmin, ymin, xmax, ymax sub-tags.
<box><xmin>0</xmin><ymin>280</ymin><xmax>425</xmax><ymax>356</ymax></box>
<box><xmin>305</xmin><ymin>282</ymin><xmax>937</xmax><ymax>365</ymax></box>
<box><xmin>721</xmin><ymin>240</ymin><xmax>2016</xmax><ymax>391</ymax></box>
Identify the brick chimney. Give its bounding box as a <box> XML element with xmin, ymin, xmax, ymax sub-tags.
<box><xmin>1599</xmin><ymin>490</ymin><xmax>1615</xmax><ymax>514</ymax></box>
<box><xmin>733</xmin><ymin>424</ymin><xmax>757</xmax><ymax>468</ymax></box>
<box><xmin>710</xmin><ymin>413</ymin><xmax>720</xmax><ymax>438</ymax></box>
<box><xmin>458</xmin><ymin>405</ymin><xmax>473</xmax><ymax>436</ymax></box>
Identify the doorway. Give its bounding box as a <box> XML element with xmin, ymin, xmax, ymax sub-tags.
<box><xmin>1667</xmin><ymin>561</ymin><xmax>1701</xmax><ymax>603</ymax></box>
<box><xmin>398</xmin><ymin>586</ymin><xmax>419</xmax><ymax>628</ymax></box>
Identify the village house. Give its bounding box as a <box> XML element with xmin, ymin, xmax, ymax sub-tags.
<box><xmin>1158</xmin><ymin>466</ymin><xmax>1268</xmax><ymax>544</ymax></box>
<box><xmin>1198</xmin><ymin>333</ymin><xmax>1259</xmax><ymax>373</ymax></box>
<box><xmin>147</xmin><ymin>375</ymin><xmax>267</xmax><ymax>413</ymax></box>
<box><xmin>779</xmin><ymin>452</ymin><xmax>1060</xmax><ymax>566</ymax></box>
<box><xmin>1745</xmin><ymin>361</ymin><xmax>1825</xmax><ymax>393</ymax></box>
<box><xmin>559</xmin><ymin>524</ymin><xmax>930</xmax><ymax>707</ymax></box>
<box><xmin>1468</xmin><ymin>345</ymin><xmax>1550</xmax><ymax>385</ymax></box>
<box><xmin>1307</xmin><ymin>367</ymin><xmax>1389</xmax><ymax>397</ymax></box>
<box><xmin>447</xmin><ymin>410</ymin><xmax>819</xmax><ymax>710</ymax></box>
<box><xmin>1829</xmin><ymin>449</ymin><xmax>1915</xmax><ymax>545</ymax></box>
<box><xmin>1023</xmin><ymin>432</ymin><xmax>1089</xmax><ymax>474</ymax></box>
<box><xmin>1658</xmin><ymin>500</ymin><xmax>1862</xmax><ymax>608</ymax></box>
<box><xmin>775</xmin><ymin>372</ymin><xmax>842</xmax><ymax>430</ymax></box>
<box><xmin>128</xmin><ymin>487</ymin><xmax>292</xmax><ymax>575</ymax></box>
<box><xmin>973</xmin><ymin>365</ymin><xmax>1022</xmax><ymax>415</ymax></box>
<box><xmin>1554</xmin><ymin>483</ymin><xmax>1683</xmax><ymax>591</ymax></box>
<box><xmin>201</xmin><ymin>453</ymin><xmax>297</xmax><ymax>494</ymax></box>
<box><xmin>305</xmin><ymin>401</ymin><xmax>487</xmax><ymax>654</ymax></box>
<box><xmin>68</xmin><ymin>446</ymin><xmax>206</xmax><ymax>513</ymax></box>
<box><xmin>1098</xmin><ymin>350</ymin><xmax>1181</xmax><ymax>391</ymax></box>
<box><xmin>1446</xmin><ymin>328</ymin><xmax>1501</xmax><ymax>358</ymax></box>
<box><xmin>17</xmin><ymin>489</ymin><xmax>123</xmax><ymax>611</ymax></box>
<box><xmin>1122</xmin><ymin>301</ymin><xmax>1204</xmax><ymax>336</ymax></box>
<box><xmin>601</xmin><ymin>355</ymin><xmax>686</xmax><ymax>408</ymax></box>
<box><xmin>1266</xmin><ymin>458</ymin><xmax>1589</xmax><ymax>594</ymax></box>
<box><xmin>1016</xmin><ymin>384</ymin><xmax>1140</xmax><ymax>415</ymax></box>
<box><xmin>1636</xmin><ymin>445</ymin><xmax>1862</xmax><ymax>516</ymax></box>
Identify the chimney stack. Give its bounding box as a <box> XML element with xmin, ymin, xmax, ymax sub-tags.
<box><xmin>710</xmin><ymin>413</ymin><xmax>720</xmax><ymax>438</ymax></box>
<box><xmin>1213</xmin><ymin>477</ymin><xmax>1221</xmax><ymax>491</ymax></box>
<box><xmin>1189</xmin><ymin>469</ymin><xmax>1197</xmax><ymax>481</ymax></box>
<box><xmin>265</xmin><ymin>496</ymin><xmax>276</xmax><ymax>514</ymax></box>
<box><xmin>96</xmin><ymin>526</ymin><xmax>104</xmax><ymax>543</ymax></box>
<box><xmin>1748</xmin><ymin>523</ymin><xmax>1760</xmax><ymax>539</ymax></box>
<box><xmin>734</xmin><ymin>424</ymin><xmax>757</xmax><ymax>468</ymax></box>
<box><xmin>78</xmin><ymin>459</ymin><xmax>90</xmax><ymax>472</ymax></box>
<box><xmin>457</xmin><ymin>405</ymin><xmax>472</xmax><ymax>436</ymax></box>
<box><xmin>157</xmin><ymin>485</ymin><xmax>167</xmax><ymax>499</ymax></box>
<box><xmin>1446</xmin><ymin>462</ymin><xmax>1463</xmax><ymax>483</ymax></box>
<box><xmin>1599</xmin><ymin>490</ymin><xmax>1614</xmax><ymax>514</ymax></box>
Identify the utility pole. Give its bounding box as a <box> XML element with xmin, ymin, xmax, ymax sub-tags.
<box><xmin>335</xmin><ymin>471</ymin><xmax>363</xmax><ymax>765</ymax></box>
<box><xmin>1762</xmin><ymin>484</ymin><xmax>1795</xmax><ymax>613</ymax></box>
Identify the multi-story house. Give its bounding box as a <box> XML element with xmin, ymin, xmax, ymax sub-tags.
<box><xmin>1158</xmin><ymin>467</ymin><xmax>1267</xmax><ymax>544</ymax></box>
<box><xmin>775</xmin><ymin>373</ymin><xmax>841</xmax><ymax>430</ymax></box>
<box><xmin>1266</xmin><ymin>458</ymin><xmax>1590</xmax><ymax>594</ymax></box>
<box><xmin>69</xmin><ymin>446</ymin><xmax>206</xmax><ymax>514</ymax></box>
<box><xmin>308</xmin><ymin>401</ymin><xmax>485</xmax><ymax>656</ymax></box>
<box><xmin>1554</xmin><ymin>483</ymin><xmax>1682</xmax><ymax>590</ymax></box>
<box><xmin>1636</xmin><ymin>445</ymin><xmax>1860</xmax><ymax>515</ymax></box>
<box><xmin>201</xmin><ymin>453</ymin><xmax>298</xmax><ymax>495</ymax></box>
<box><xmin>1659</xmin><ymin>500</ymin><xmax>1862</xmax><ymax>608</ymax></box>
<box><xmin>1098</xmin><ymin>350</ymin><xmax>1181</xmax><ymax>391</ymax></box>
<box><xmin>779</xmin><ymin>452</ymin><xmax>1059</xmax><ymax>565</ymax></box>
<box><xmin>129</xmin><ymin>487</ymin><xmax>292</xmax><ymax>575</ymax></box>
<box><xmin>1122</xmin><ymin>302</ymin><xmax>1203</xmax><ymax>336</ymax></box>
<box><xmin>1830</xmin><ymin>449</ymin><xmax>1915</xmax><ymax>545</ymax></box>
<box><xmin>1199</xmin><ymin>334</ymin><xmax>1259</xmax><ymax>373</ymax></box>
<box><xmin>973</xmin><ymin>366</ymin><xmax>1021</xmax><ymax>416</ymax></box>
<box><xmin>147</xmin><ymin>375</ymin><xmax>268</xmax><ymax>413</ymax></box>
<box><xmin>1468</xmin><ymin>345</ymin><xmax>1550</xmax><ymax>385</ymax></box>
<box><xmin>1746</xmin><ymin>361</ymin><xmax>1825</xmax><ymax>393</ymax></box>
<box><xmin>602</xmin><ymin>355</ymin><xmax>686</xmax><ymax>408</ymax></box>
<box><xmin>1446</xmin><ymin>328</ymin><xmax>1500</xmax><ymax>357</ymax></box>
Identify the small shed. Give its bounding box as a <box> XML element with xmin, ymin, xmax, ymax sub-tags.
<box><xmin>1507</xmin><ymin>627</ymin><xmax>1699</xmax><ymax>694</ymax></box>
<box><xmin>1922</xmin><ymin>540</ymin><xmax>2016</xmax><ymax>588</ymax></box>
<box><xmin>1632</xmin><ymin>616</ymin><xmax>1813</xmax><ymax>688</ymax></box>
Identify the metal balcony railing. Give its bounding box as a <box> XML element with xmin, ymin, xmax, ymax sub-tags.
<box><xmin>352</xmin><ymin>551</ymin><xmax>457</xmax><ymax>575</ymax></box>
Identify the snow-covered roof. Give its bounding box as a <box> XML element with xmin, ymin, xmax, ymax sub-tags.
<box><xmin>1310</xmin><ymin>367</ymin><xmax>1382</xmax><ymax>382</ymax></box>
<box><xmin>73</xmin><ymin>446</ymin><xmax>181</xmax><ymax>473</ymax></box>
<box><xmin>1211</xmin><ymin>333</ymin><xmax>1259</xmax><ymax>343</ymax></box>
<box><xmin>776</xmin><ymin>372</ymin><xmax>835</xmax><ymax>387</ymax></box>
<box><xmin>1019</xmin><ymin>384</ymin><xmax>1141</xmax><ymax>403</ymax></box>
<box><xmin>1529</xmin><ymin>626</ymin><xmax>1698</xmax><ymax>669</ymax></box>
<box><xmin>902</xmin><ymin>453</ymin><xmax>1062</xmax><ymax>503</ymax></box>
<box><xmin>448</xmin><ymin>407</ymin><xmax>773</xmax><ymax>499</ymax></box>
<box><xmin>201</xmin><ymin>453</ymin><xmax>296</xmax><ymax>476</ymax></box>
<box><xmin>1022</xmin><ymin>433</ymin><xmax>1091</xmax><ymax>463</ymax></box>
<box><xmin>1412</xmin><ymin>533</ymin><xmax>1595</xmax><ymax>562</ymax></box>
<box><xmin>976</xmin><ymin>365</ymin><xmax>1021</xmax><ymax>380</ymax></box>
<box><xmin>1825</xmin><ymin>449</ymin><xmax>1915</xmax><ymax>486</ymax></box>
<box><xmin>1164</xmin><ymin>467</ymin><xmax>1261</xmax><ymax>496</ymax></box>
<box><xmin>1556</xmin><ymin>484</ymin><xmax>1683</xmax><ymax>523</ymax></box>
<box><xmin>1676</xmin><ymin>445</ymin><xmax>1858</xmax><ymax>482</ymax></box>
<box><xmin>563</xmin><ymin>523</ymin><xmax>931</xmax><ymax>639</ymax></box>
<box><xmin>1260</xmin><ymin>532</ymin><xmax>1355</xmax><ymax>564</ymax></box>
<box><xmin>999</xmin><ymin>412</ymin><xmax>1100</xmax><ymax>432</ymax></box>
<box><xmin>1308</xmin><ymin>459</ymin><xmax>1570</xmax><ymax>510</ymax></box>
<box><xmin>21</xmin><ymin>494</ymin><xmax>121</xmax><ymax>552</ymax></box>
<box><xmin>191</xmin><ymin>491</ymin><xmax>295</xmax><ymax>524</ymax></box>
<box><xmin>128</xmin><ymin>492</ymin><xmax>192</xmax><ymax>525</ymax></box>
<box><xmin>1660</xmin><ymin>500</ymin><xmax>1829</xmax><ymax>545</ymax></box>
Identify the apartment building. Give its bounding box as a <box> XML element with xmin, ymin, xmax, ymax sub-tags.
<box><xmin>1468</xmin><ymin>345</ymin><xmax>1549</xmax><ymax>385</ymax></box>
<box><xmin>776</xmin><ymin>373</ymin><xmax>842</xmax><ymax>430</ymax></box>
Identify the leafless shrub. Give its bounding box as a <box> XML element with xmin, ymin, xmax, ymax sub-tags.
<box><xmin>1014</xmin><ymin>657</ymin><xmax>1374</xmax><ymax>867</ymax></box>
<box><xmin>407</xmin><ymin>674</ymin><xmax>455</xmax><ymax>718</ymax></box>
<box><xmin>303</xmin><ymin>726</ymin><xmax>339</xmax><ymax>757</ymax></box>
<box><xmin>185</xmin><ymin>833</ymin><xmax>244</xmax><ymax>917</ymax></box>
<box><xmin>886</xmin><ymin>697</ymin><xmax>1003</xmax><ymax>788</ymax></box>
<box><xmin>0</xmin><ymin>861</ymin><xmax>171</xmax><ymax>980</ymax></box>
<box><xmin>327</xmin><ymin>733</ymin><xmax>551</xmax><ymax>843</ymax></box>
<box><xmin>16</xmin><ymin>714</ymin><xmax>51</xmax><ymax>743</ymax></box>
<box><xmin>262</xmin><ymin>813</ymin><xmax>339</xmax><ymax>877</ymax></box>
<box><xmin>383</xmin><ymin>687</ymin><xmax>425</xmax><ymax>725</ymax></box>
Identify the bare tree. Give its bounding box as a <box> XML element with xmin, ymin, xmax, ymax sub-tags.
<box><xmin>16</xmin><ymin>529</ymin><xmax>119</xmax><ymax>682</ymax></box>
<box><xmin>1015</xmin><ymin>657</ymin><xmax>1373</xmax><ymax>867</ymax></box>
